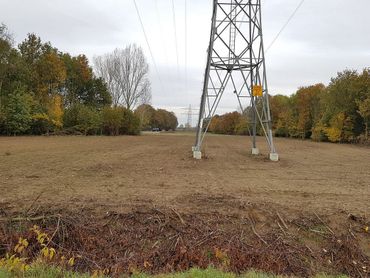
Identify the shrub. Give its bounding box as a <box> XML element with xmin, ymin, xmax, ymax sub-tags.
<box><xmin>63</xmin><ymin>104</ymin><xmax>101</xmax><ymax>135</ymax></box>
<box><xmin>76</xmin><ymin>106</ymin><xmax>101</xmax><ymax>135</ymax></box>
<box><xmin>101</xmin><ymin>107</ymin><xmax>122</xmax><ymax>136</ymax></box>
<box><xmin>102</xmin><ymin>107</ymin><xmax>141</xmax><ymax>136</ymax></box>
<box><xmin>121</xmin><ymin>108</ymin><xmax>141</xmax><ymax>135</ymax></box>
<box><xmin>30</xmin><ymin>113</ymin><xmax>52</xmax><ymax>135</ymax></box>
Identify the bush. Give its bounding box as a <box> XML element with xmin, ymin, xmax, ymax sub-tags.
<box><xmin>63</xmin><ymin>104</ymin><xmax>101</xmax><ymax>135</ymax></box>
<box><xmin>76</xmin><ymin>106</ymin><xmax>101</xmax><ymax>135</ymax></box>
<box><xmin>101</xmin><ymin>107</ymin><xmax>122</xmax><ymax>136</ymax></box>
<box><xmin>121</xmin><ymin>108</ymin><xmax>141</xmax><ymax>135</ymax></box>
<box><xmin>30</xmin><ymin>113</ymin><xmax>52</xmax><ymax>135</ymax></box>
<box><xmin>102</xmin><ymin>107</ymin><xmax>141</xmax><ymax>136</ymax></box>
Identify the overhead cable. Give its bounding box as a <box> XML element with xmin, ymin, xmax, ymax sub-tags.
<box><xmin>171</xmin><ymin>0</ymin><xmax>180</xmax><ymax>74</ymax></box>
<box><xmin>265</xmin><ymin>0</ymin><xmax>306</xmax><ymax>52</ymax></box>
<box><xmin>132</xmin><ymin>0</ymin><xmax>165</xmax><ymax>91</ymax></box>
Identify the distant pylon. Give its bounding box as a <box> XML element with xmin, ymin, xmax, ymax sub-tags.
<box><xmin>186</xmin><ymin>104</ymin><xmax>192</xmax><ymax>129</ymax></box>
<box><xmin>193</xmin><ymin>0</ymin><xmax>279</xmax><ymax>161</ymax></box>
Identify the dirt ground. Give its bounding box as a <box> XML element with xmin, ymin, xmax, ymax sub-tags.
<box><xmin>0</xmin><ymin>134</ymin><xmax>369</xmax><ymax>276</ymax></box>
<box><xmin>0</xmin><ymin>133</ymin><xmax>369</xmax><ymax>216</ymax></box>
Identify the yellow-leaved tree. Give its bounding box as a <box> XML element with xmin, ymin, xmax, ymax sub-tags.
<box><xmin>48</xmin><ymin>94</ymin><xmax>64</xmax><ymax>129</ymax></box>
<box><xmin>325</xmin><ymin>112</ymin><xmax>345</xmax><ymax>142</ymax></box>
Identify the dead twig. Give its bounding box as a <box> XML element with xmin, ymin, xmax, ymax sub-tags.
<box><xmin>171</xmin><ymin>208</ymin><xmax>185</xmax><ymax>225</ymax></box>
<box><xmin>47</xmin><ymin>215</ymin><xmax>61</xmax><ymax>246</ymax></box>
<box><xmin>248</xmin><ymin>218</ymin><xmax>267</xmax><ymax>245</ymax></box>
<box><xmin>0</xmin><ymin>215</ymin><xmax>58</xmax><ymax>222</ymax></box>
<box><xmin>314</xmin><ymin>212</ymin><xmax>334</xmax><ymax>235</ymax></box>
<box><xmin>25</xmin><ymin>192</ymin><xmax>43</xmax><ymax>215</ymax></box>
<box><xmin>277</xmin><ymin>212</ymin><xmax>289</xmax><ymax>230</ymax></box>
<box><xmin>277</xmin><ymin>221</ymin><xmax>287</xmax><ymax>235</ymax></box>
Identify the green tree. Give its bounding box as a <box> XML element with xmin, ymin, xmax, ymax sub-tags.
<box><xmin>320</xmin><ymin>70</ymin><xmax>364</xmax><ymax>141</ymax></box>
<box><xmin>120</xmin><ymin>108</ymin><xmax>140</xmax><ymax>135</ymax></box>
<box><xmin>0</xmin><ymin>23</ymin><xmax>13</xmax><ymax>104</ymax></box>
<box><xmin>0</xmin><ymin>24</ymin><xmax>27</xmax><ymax>108</ymax></box>
<box><xmin>62</xmin><ymin>54</ymin><xmax>111</xmax><ymax>108</ymax></box>
<box><xmin>357</xmin><ymin>97</ymin><xmax>370</xmax><ymax>140</ymax></box>
<box><xmin>3</xmin><ymin>87</ymin><xmax>32</xmax><ymax>135</ymax></box>
<box><xmin>18</xmin><ymin>33</ymin><xmax>45</xmax><ymax>65</ymax></box>
<box><xmin>80</xmin><ymin>78</ymin><xmax>111</xmax><ymax>109</ymax></box>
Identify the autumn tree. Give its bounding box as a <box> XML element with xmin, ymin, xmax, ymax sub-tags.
<box><xmin>295</xmin><ymin>84</ymin><xmax>324</xmax><ymax>139</ymax></box>
<box><xmin>48</xmin><ymin>94</ymin><xmax>64</xmax><ymax>129</ymax></box>
<box><xmin>135</xmin><ymin>104</ymin><xmax>156</xmax><ymax>130</ymax></box>
<box><xmin>101</xmin><ymin>107</ymin><xmax>140</xmax><ymax>136</ymax></box>
<box><xmin>36</xmin><ymin>52</ymin><xmax>67</xmax><ymax>101</ymax></box>
<box><xmin>208</xmin><ymin>112</ymin><xmax>244</xmax><ymax>135</ymax></box>
<box><xmin>62</xmin><ymin>54</ymin><xmax>111</xmax><ymax>108</ymax></box>
<box><xmin>270</xmin><ymin>95</ymin><xmax>291</xmax><ymax>137</ymax></box>
<box><xmin>153</xmin><ymin>109</ymin><xmax>178</xmax><ymax>131</ymax></box>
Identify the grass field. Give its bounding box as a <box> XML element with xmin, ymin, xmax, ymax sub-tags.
<box><xmin>0</xmin><ymin>133</ymin><xmax>369</xmax><ymax>277</ymax></box>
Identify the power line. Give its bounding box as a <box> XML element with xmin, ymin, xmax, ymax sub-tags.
<box><xmin>132</xmin><ymin>0</ymin><xmax>165</xmax><ymax>91</ymax></box>
<box><xmin>184</xmin><ymin>0</ymin><xmax>188</xmax><ymax>93</ymax></box>
<box><xmin>171</xmin><ymin>0</ymin><xmax>180</xmax><ymax>74</ymax></box>
<box><xmin>265</xmin><ymin>0</ymin><xmax>305</xmax><ymax>53</ymax></box>
<box><xmin>154</xmin><ymin>0</ymin><xmax>169</xmax><ymax>65</ymax></box>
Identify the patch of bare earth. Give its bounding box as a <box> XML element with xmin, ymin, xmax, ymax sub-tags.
<box><xmin>0</xmin><ymin>134</ymin><xmax>369</xmax><ymax>276</ymax></box>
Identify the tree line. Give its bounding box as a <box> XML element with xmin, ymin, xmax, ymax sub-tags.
<box><xmin>209</xmin><ymin>69</ymin><xmax>370</xmax><ymax>143</ymax></box>
<box><xmin>0</xmin><ymin>24</ymin><xmax>178</xmax><ymax>136</ymax></box>
<box><xmin>135</xmin><ymin>104</ymin><xmax>178</xmax><ymax>131</ymax></box>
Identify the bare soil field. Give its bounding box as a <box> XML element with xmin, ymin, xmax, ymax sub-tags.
<box><xmin>0</xmin><ymin>134</ymin><xmax>369</xmax><ymax>276</ymax></box>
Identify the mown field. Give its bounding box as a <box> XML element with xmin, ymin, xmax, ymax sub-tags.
<box><xmin>0</xmin><ymin>134</ymin><xmax>369</xmax><ymax>277</ymax></box>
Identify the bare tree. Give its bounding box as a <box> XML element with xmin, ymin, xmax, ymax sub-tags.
<box><xmin>94</xmin><ymin>44</ymin><xmax>151</xmax><ymax>109</ymax></box>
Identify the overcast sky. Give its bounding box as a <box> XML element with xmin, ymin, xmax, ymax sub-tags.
<box><xmin>1</xmin><ymin>0</ymin><xmax>369</xmax><ymax>125</ymax></box>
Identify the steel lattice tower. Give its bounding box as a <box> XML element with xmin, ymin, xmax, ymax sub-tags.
<box><xmin>193</xmin><ymin>0</ymin><xmax>279</xmax><ymax>161</ymax></box>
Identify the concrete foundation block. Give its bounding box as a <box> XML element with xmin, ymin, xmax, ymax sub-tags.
<box><xmin>269</xmin><ymin>153</ymin><xmax>279</xmax><ymax>162</ymax></box>
<box><xmin>193</xmin><ymin>151</ymin><xmax>202</xmax><ymax>160</ymax></box>
<box><xmin>251</xmin><ymin>148</ymin><xmax>260</xmax><ymax>155</ymax></box>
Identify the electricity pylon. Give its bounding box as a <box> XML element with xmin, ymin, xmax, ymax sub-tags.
<box><xmin>186</xmin><ymin>104</ymin><xmax>192</xmax><ymax>129</ymax></box>
<box><xmin>193</xmin><ymin>0</ymin><xmax>279</xmax><ymax>161</ymax></box>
